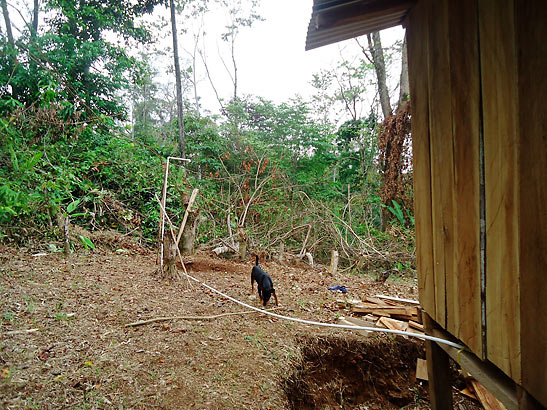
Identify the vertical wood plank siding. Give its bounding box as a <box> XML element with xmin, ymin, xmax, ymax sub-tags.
<box><xmin>407</xmin><ymin>0</ymin><xmax>436</xmax><ymax>320</ymax></box>
<box><xmin>478</xmin><ymin>0</ymin><xmax>521</xmax><ymax>381</ymax></box>
<box><xmin>426</xmin><ymin>0</ymin><xmax>453</xmax><ymax>329</ymax></box>
<box><xmin>409</xmin><ymin>0</ymin><xmax>482</xmax><ymax>352</ymax></box>
<box><xmin>447</xmin><ymin>0</ymin><xmax>482</xmax><ymax>356</ymax></box>
<box><xmin>407</xmin><ymin>0</ymin><xmax>545</xmax><ymax>400</ymax></box>
<box><xmin>515</xmin><ymin>1</ymin><xmax>547</xmax><ymax>404</ymax></box>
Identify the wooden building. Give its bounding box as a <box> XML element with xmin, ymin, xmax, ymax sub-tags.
<box><xmin>306</xmin><ymin>1</ymin><xmax>546</xmax><ymax>408</ymax></box>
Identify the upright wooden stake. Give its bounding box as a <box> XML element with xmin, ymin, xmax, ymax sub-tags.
<box><xmin>423</xmin><ymin>313</ymin><xmax>453</xmax><ymax>409</ymax></box>
<box><xmin>63</xmin><ymin>216</ymin><xmax>70</xmax><ymax>255</ymax></box>
<box><xmin>329</xmin><ymin>250</ymin><xmax>339</xmax><ymax>275</ymax></box>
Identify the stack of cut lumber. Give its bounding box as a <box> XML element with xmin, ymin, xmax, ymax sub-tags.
<box><xmin>337</xmin><ymin>295</ymin><xmax>424</xmax><ymax>337</ymax></box>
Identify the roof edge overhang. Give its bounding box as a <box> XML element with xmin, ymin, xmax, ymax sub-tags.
<box><xmin>305</xmin><ymin>0</ymin><xmax>414</xmax><ymax>50</ymax></box>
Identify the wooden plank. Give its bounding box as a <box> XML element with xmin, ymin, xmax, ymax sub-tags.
<box><xmin>426</xmin><ymin>0</ymin><xmax>455</xmax><ymax>330</ymax></box>
<box><xmin>364</xmin><ymin>296</ymin><xmax>391</xmax><ymax>306</ymax></box>
<box><xmin>478</xmin><ymin>0</ymin><xmax>521</xmax><ymax>381</ymax></box>
<box><xmin>416</xmin><ymin>358</ymin><xmax>428</xmax><ymax>381</ymax></box>
<box><xmin>337</xmin><ymin>317</ymin><xmax>372</xmax><ymax>337</ymax></box>
<box><xmin>447</xmin><ymin>0</ymin><xmax>483</xmax><ymax>357</ymax></box>
<box><xmin>379</xmin><ymin>316</ymin><xmax>408</xmax><ymax>332</ymax></box>
<box><xmin>406</xmin><ymin>0</ymin><xmax>436</xmax><ymax>320</ymax></box>
<box><xmin>515</xmin><ymin>1</ymin><xmax>547</xmax><ymax>406</ymax></box>
<box><xmin>424</xmin><ymin>313</ymin><xmax>453</xmax><ymax>409</ymax></box>
<box><xmin>471</xmin><ymin>380</ymin><xmax>508</xmax><ymax>410</ymax></box>
<box><xmin>406</xmin><ymin>327</ymin><xmax>424</xmax><ymax>336</ymax></box>
<box><xmin>352</xmin><ymin>304</ymin><xmax>418</xmax><ymax>317</ymax></box>
<box><xmin>409</xmin><ymin>320</ymin><xmax>424</xmax><ymax>332</ymax></box>
<box><xmin>343</xmin><ymin>316</ymin><xmax>376</xmax><ymax>328</ymax></box>
<box><xmin>459</xmin><ymin>386</ymin><xmax>479</xmax><ymax>401</ymax></box>
<box><xmin>429</xmin><ymin>326</ymin><xmax>518</xmax><ymax>410</ymax></box>
<box><xmin>373</xmin><ymin>294</ymin><xmax>419</xmax><ymax>305</ymax></box>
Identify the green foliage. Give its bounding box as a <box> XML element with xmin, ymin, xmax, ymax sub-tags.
<box><xmin>0</xmin><ymin>2</ymin><xmax>413</xmax><ymax>268</ymax></box>
<box><xmin>78</xmin><ymin>235</ymin><xmax>95</xmax><ymax>250</ymax></box>
<box><xmin>0</xmin><ymin>0</ymin><xmax>165</xmax><ymax>118</ymax></box>
<box><xmin>382</xmin><ymin>200</ymin><xmax>414</xmax><ymax>229</ymax></box>
<box><xmin>385</xmin><ymin>200</ymin><xmax>405</xmax><ymax>225</ymax></box>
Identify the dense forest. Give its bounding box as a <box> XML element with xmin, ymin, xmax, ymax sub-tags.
<box><xmin>0</xmin><ymin>0</ymin><xmax>413</xmax><ymax>276</ymax></box>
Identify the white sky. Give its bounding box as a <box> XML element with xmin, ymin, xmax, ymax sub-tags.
<box><xmin>184</xmin><ymin>0</ymin><xmax>405</xmax><ymax>114</ymax></box>
<box><xmin>3</xmin><ymin>0</ymin><xmax>405</xmax><ymax>118</ymax></box>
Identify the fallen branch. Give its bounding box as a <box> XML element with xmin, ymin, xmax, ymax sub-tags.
<box><xmin>125</xmin><ymin>307</ymin><xmax>282</xmax><ymax>327</ymax></box>
<box><xmin>4</xmin><ymin>328</ymin><xmax>40</xmax><ymax>335</ymax></box>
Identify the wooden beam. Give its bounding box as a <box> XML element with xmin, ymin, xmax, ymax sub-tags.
<box><xmin>517</xmin><ymin>387</ymin><xmax>545</xmax><ymax>410</ymax></box>
<box><xmin>423</xmin><ymin>313</ymin><xmax>453</xmax><ymax>410</ymax></box>
<box><xmin>428</xmin><ymin>324</ymin><xmax>518</xmax><ymax>410</ymax></box>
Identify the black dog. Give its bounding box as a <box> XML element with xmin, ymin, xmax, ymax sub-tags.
<box><xmin>251</xmin><ymin>255</ymin><xmax>278</xmax><ymax>306</ymax></box>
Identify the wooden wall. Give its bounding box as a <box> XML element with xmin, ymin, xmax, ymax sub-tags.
<box><xmin>515</xmin><ymin>1</ymin><xmax>547</xmax><ymax>405</ymax></box>
<box><xmin>407</xmin><ymin>0</ymin><xmax>546</xmax><ymax>405</ymax></box>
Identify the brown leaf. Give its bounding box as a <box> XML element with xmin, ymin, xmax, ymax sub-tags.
<box><xmin>1</xmin><ymin>366</ymin><xmax>9</xmax><ymax>379</ymax></box>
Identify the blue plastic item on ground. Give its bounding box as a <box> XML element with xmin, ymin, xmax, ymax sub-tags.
<box><xmin>327</xmin><ymin>285</ymin><xmax>347</xmax><ymax>294</ymax></box>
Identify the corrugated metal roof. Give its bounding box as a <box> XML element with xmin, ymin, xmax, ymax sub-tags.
<box><xmin>305</xmin><ymin>0</ymin><xmax>413</xmax><ymax>50</ymax></box>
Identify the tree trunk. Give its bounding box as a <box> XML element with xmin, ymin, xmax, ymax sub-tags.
<box><xmin>237</xmin><ymin>225</ymin><xmax>248</xmax><ymax>260</ymax></box>
<box><xmin>32</xmin><ymin>0</ymin><xmax>39</xmax><ymax>38</ymax></box>
<box><xmin>169</xmin><ymin>0</ymin><xmax>185</xmax><ymax>159</ymax></box>
<box><xmin>1</xmin><ymin>0</ymin><xmax>14</xmax><ymax>45</ymax></box>
<box><xmin>367</xmin><ymin>31</ymin><xmax>392</xmax><ymax>119</ymax></box>
<box><xmin>397</xmin><ymin>32</ymin><xmax>409</xmax><ymax>112</ymax></box>
<box><xmin>231</xmin><ymin>35</ymin><xmax>238</xmax><ymax>101</ymax></box>
<box><xmin>180</xmin><ymin>208</ymin><xmax>199</xmax><ymax>255</ymax></box>
<box><xmin>162</xmin><ymin>232</ymin><xmax>180</xmax><ymax>280</ymax></box>
<box><xmin>191</xmin><ymin>32</ymin><xmax>200</xmax><ymax>115</ymax></box>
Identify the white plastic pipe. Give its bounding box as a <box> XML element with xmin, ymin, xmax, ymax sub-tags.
<box><xmin>374</xmin><ymin>294</ymin><xmax>420</xmax><ymax>305</ymax></box>
<box><xmin>178</xmin><ymin>269</ymin><xmax>465</xmax><ymax>350</ymax></box>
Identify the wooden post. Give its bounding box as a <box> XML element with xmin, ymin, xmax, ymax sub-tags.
<box><xmin>237</xmin><ymin>225</ymin><xmax>248</xmax><ymax>261</ymax></box>
<box><xmin>63</xmin><ymin>215</ymin><xmax>70</xmax><ymax>255</ymax></box>
<box><xmin>517</xmin><ymin>387</ymin><xmax>544</xmax><ymax>410</ymax></box>
<box><xmin>423</xmin><ymin>313</ymin><xmax>453</xmax><ymax>409</ymax></box>
<box><xmin>329</xmin><ymin>250</ymin><xmax>339</xmax><ymax>275</ymax></box>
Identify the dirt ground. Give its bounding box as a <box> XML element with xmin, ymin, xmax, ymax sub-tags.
<box><xmin>0</xmin><ymin>237</ymin><xmax>480</xmax><ymax>409</ymax></box>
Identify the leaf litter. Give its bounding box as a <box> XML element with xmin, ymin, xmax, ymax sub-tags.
<box><xmin>0</xmin><ymin>242</ymin><xmax>480</xmax><ymax>409</ymax></box>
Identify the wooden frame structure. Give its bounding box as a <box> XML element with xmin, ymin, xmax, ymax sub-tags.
<box><xmin>306</xmin><ymin>1</ymin><xmax>546</xmax><ymax>408</ymax></box>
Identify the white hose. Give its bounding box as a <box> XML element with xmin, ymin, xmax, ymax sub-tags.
<box><xmin>180</xmin><ymin>269</ymin><xmax>465</xmax><ymax>350</ymax></box>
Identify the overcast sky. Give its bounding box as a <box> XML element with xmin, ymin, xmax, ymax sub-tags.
<box><xmin>170</xmin><ymin>0</ymin><xmax>405</xmax><ymax>115</ymax></box>
<box><xmin>4</xmin><ymin>0</ymin><xmax>405</xmax><ymax>117</ymax></box>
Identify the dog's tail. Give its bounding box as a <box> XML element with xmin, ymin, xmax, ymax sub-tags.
<box><xmin>255</xmin><ymin>254</ymin><xmax>259</xmax><ymax>266</ymax></box>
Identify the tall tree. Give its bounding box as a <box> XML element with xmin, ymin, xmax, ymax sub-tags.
<box><xmin>367</xmin><ymin>31</ymin><xmax>392</xmax><ymax>119</ymax></box>
<box><xmin>32</xmin><ymin>0</ymin><xmax>39</xmax><ymax>38</ymax></box>
<box><xmin>32</xmin><ymin>0</ymin><xmax>166</xmax><ymax>116</ymax></box>
<box><xmin>0</xmin><ymin>0</ymin><xmax>14</xmax><ymax>46</ymax></box>
<box><xmin>397</xmin><ymin>34</ymin><xmax>409</xmax><ymax>112</ymax></box>
<box><xmin>169</xmin><ymin>0</ymin><xmax>186</xmax><ymax>158</ymax></box>
<box><xmin>357</xmin><ymin>30</ymin><xmax>412</xmax><ymax>229</ymax></box>
<box><xmin>219</xmin><ymin>0</ymin><xmax>263</xmax><ymax>101</ymax></box>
